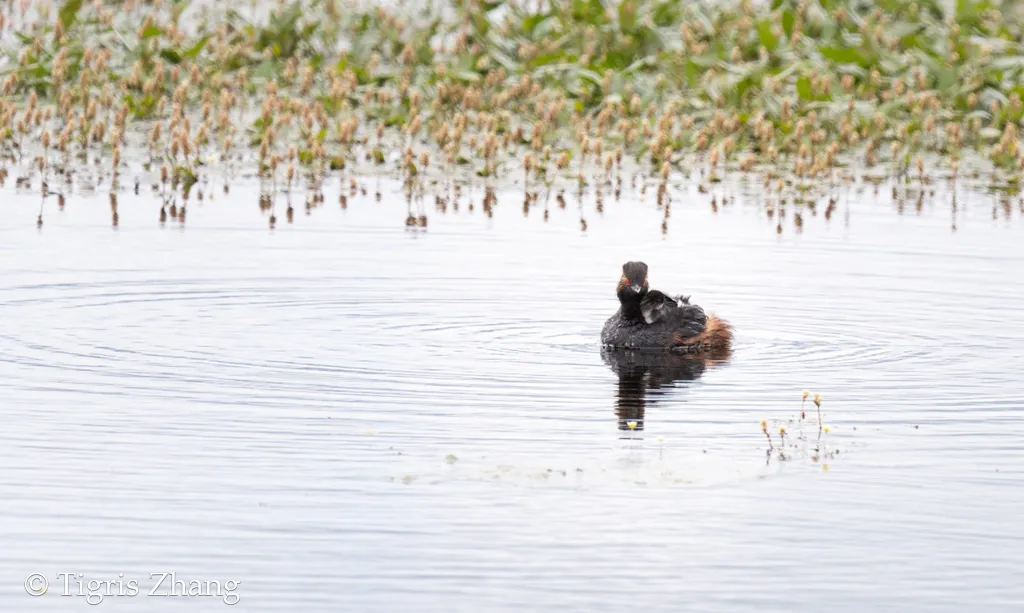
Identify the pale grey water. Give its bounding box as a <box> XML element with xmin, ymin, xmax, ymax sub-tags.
<box><xmin>1</xmin><ymin>175</ymin><xmax>1023</xmax><ymax>611</ymax></box>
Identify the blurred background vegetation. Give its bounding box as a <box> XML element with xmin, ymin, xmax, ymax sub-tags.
<box><xmin>3</xmin><ymin>0</ymin><xmax>1024</xmax><ymax>194</ymax></box>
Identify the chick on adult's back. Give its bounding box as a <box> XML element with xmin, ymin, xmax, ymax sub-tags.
<box><xmin>600</xmin><ymin>261</ymin><xmax>732</xmax><ymax>352</ymax></box>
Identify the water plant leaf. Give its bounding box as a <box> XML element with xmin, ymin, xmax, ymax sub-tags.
<box><xmin>451</xmin><ymin>70</ymin><xmax>481</xmax><ymax>83</ymax></box>
<box><xmin>529</xmin><ymin>52</ymin><xmax>567</xmax><ymax>68</ymax></box>
<box><xmin>956</xmin><ymin>0</ymin><xmax>980</xmax><ymax>22</ymax></box>
<box><xmin>796</xmin><ymin>75</ymin><xmax>813</xmax><ymax>100</ymax></box>
<box><xmin>937</xmin><ymin>68</ymin><xmax>957</xmax><ymax>91</ymax></box>
<box><xmin>782</xmin><ymin>9</ymin><xmax>794</xmax><ymax>40</ymax></box>
<box><xmin>488</xmin><ymin>47</ymin><xmax>518</xmax><ymax>72</ymax></box>
<box><xmin>819</xmin><ymin>46</ymin><xmax>865</xmax><ymax>65</ymax></box>
<box><xmin>521</xmin><ymin>13</ymin><xmax>551</xmax><ymax>37</ymax></box>
<box><xmin>253</xmin><ymin>59</ymin><xmax>276</xmax><ymax>80</ymax></box>
<box><xmin>689</xmin><ymin>53</ymin><xmax>719</xmax><ymax>68</ymax></box>
<box><xmin>470</xmin><ymin>11</ymin><xmax>490</xmax><ymax>37</ymax></box>
<box><xmin>652</xmin><ymin>2</ymin><xmax>680</xmax><ymax>27</ymax></box>
<box><xmin>758</xmin><ymin>19</ymin><xmax>778</xmax><ymax>52</ymax></box>
<box><xmin>124</xmin><ymin>93</ymin><xmax>157</xmax><ymax>119</ymax></box>
<box><xmin>989</xmin><ymin>56</ymin><xmax>1024</xmax><ymax>71</ymax></box>
<box><xmin>183</xmin><ymin>36</ymin><xmax>210</xmax><ymax>59</ymax></box>
<box><xmin>571</xmin><ymin>0</ymin><xmax>609</xmax><ymax>24</ymax></box>
<box><xmin>683</xmin><ymin>58</ymin><xmax>700</xmax><ymax>88</ymax></box>
<box><xmin>619</xmin><ymin>1</ymin><xmax>637</xmax><ymax>33</ymax></box>
<box><xmin>160</xmin><ymin>49</ymin><xmax>182</xmax><ymax>64</ymax></box>
<box><xmin>59</xmin><ymin>0</ymin><xmax>83</xmax><ymax>30</ymax></box>
<box><xmin>577</xmin><ymin>68</ymin><xmax>603</xmax><ymax>87</ymax></box>
<box><xmin>979</xmin><ymin>127</ymin><xmax>1002</xmax><ymax>144</ymax></box>
<box><xmin>140</xmin><ymin>25</ymin><xmax>162</xmax><ymax>39</ymax></box>
<box><xmin>963</xmin><ymin>110</ymin><xmax>990</xmax><ymax>123</ymax></box>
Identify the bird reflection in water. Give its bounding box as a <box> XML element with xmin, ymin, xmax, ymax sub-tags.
<box><xmin>601</xmin><ymin>346</ymin><xmax>732</xmax><ymax>432</ymax></box>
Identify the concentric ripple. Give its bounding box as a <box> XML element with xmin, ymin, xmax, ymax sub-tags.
<box><xmin>1</xmin><ymin>176</ymin><xmax>1023</xmax><ymax>612</ymax></box>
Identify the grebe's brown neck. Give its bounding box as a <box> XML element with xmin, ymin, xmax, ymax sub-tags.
<box><xmin>616</xmin><ymin>284</ymin><xmax>647</xmax><ymax>321</ymax></box>
<box><xmin>617</xmin><ymin>260</ymin><xmax>649</xmax><ymax>321</ymax></box>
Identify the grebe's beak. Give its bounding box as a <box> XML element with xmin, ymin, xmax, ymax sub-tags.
<box><xmin>628</xmin><ymin>284</ymin><xmax>643</xmax><ymax>293</ymax></box>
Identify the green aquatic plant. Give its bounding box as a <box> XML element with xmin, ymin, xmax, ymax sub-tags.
<box><xmin>0</xmin><ymin>0</ymin><xmax>1022</xmax><ymax>232</ymax></box>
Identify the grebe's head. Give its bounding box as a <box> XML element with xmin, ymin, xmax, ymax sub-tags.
<box><xmin>617</xmin><ymin>261</ymin><xmax>649</xmax><ymax>295</ymax></box>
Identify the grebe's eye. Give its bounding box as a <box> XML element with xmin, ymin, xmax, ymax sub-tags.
<box><xmin>643</xmin><ymin>280</ymin><xmax>649</xmax><ymax>287</ymax></box>
<box><xmin>621</xmin><ymin>276</ymin><xmax>630</xmax><ymax>286</ymax></box>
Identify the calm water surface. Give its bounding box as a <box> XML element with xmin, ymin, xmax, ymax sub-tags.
<box><xmin>1</xmin><ymin>175</ymin><xmax>1023</xmax><ymax>611</ymax></box>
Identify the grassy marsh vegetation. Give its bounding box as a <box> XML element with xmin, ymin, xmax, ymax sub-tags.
<box><xmin>3</xmin><ymin>0</ymin><xmax>1024</xmax><ymax>229</ymax></box>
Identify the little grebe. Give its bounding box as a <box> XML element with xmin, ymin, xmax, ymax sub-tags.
<box><xmin>600</xmin><ymin>261</ymin><xmax>733</xmax><ymax>352</ymax></box>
